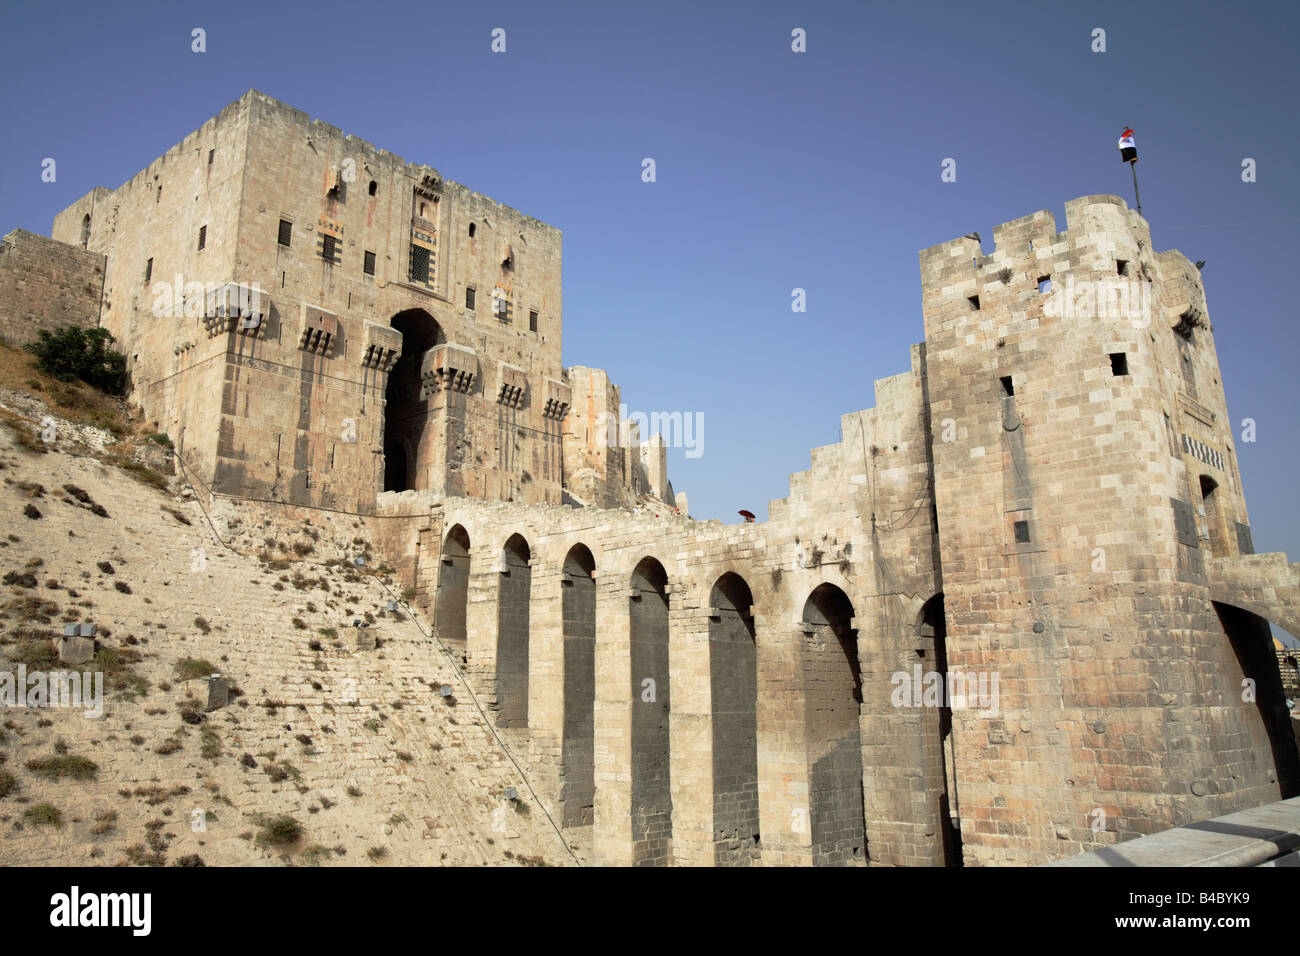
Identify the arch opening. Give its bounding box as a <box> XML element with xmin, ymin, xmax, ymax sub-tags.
<box><xmin>495</xmin><ymin>533</ymin><xmax>532</xmax><ymax>728</ymax></box>
<box><xmin>434</xmin><ymin>524</ymin><xmax>470</xmax><ymax>662</ymax></box>
<box><xmin>919</xmin><ymin>593</ymin><xmax>963</xmax><ymax>866</ymax></box>
<box><xmin>709</xmin><ymin>572</ymin><xmax>759</xmax><ymax>865</ymax></box>
<box><xmin>1199</xmin><ymin>475</ymin><xmax>1231</xmax><ymax>558</ymax></box>
<box><xmin>630</xmin><ymin>556</ymin><xmax>671</xmax><ymax>864</ymax></box>
<box><xmin>1212</xmin><ymin>601</ymin><xmax>1300</xmax><ymax>799</ymax></box>
<box><xmin>560</xmin><ymin>544</ymin><xmax>597</xmax><ymax>828</ymax></box>
<box><xmin>801</xmin><ymin>583</ymin><xmax>866</xmax><ymax>865</ymax></box>
<box><xmin>382</xmin><ymin>309</ymin><xmax>444</xmax><ymax>492</ymax></box>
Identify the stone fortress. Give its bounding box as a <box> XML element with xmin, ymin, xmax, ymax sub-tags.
<box><xmin>1</xmin><ymin>89</ymin><xmax>1297</xmax><ymax>866</ymax></box>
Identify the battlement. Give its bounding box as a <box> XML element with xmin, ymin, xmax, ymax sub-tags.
<box><xmin>920</xmin><ymin>194</ymin><xmax>1151</xmax><ymax>273</ymax></box>
<box><xmin>917</xmin><ymin>194</ymin><xmax>1210</xmax><ymax>351</ymax></box>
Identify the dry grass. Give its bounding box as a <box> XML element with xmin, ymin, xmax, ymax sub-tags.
<box><xmin>0</xmin><ymin>341</ymin><xmax>129</xmax><ymax>433</ymax></box>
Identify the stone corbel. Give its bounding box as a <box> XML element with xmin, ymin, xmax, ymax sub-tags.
<box><xmin>203</xmin><ymin>282</ymin><xmax>268</xmax><ymax>339</ymax></box>
<box><xmin>299</xmin><ymin>305</ymin><xmax>338</xmax><ymax>357</ymax></box>
<box><xmin>542</xmin><ymin>377</ymin><xmax>572</xmax><ymax>421</ymax></box>
<box><xmin>360</xmin><ymin>321</ymin><xmax>401</xmax><ymax>372</ymax></box>
<box><xmin>497</xmin><ymin>361</ymin><xmax>528</xmax><ymax>409</ymax></box>
<box><xmin>421</xmin><ymin>342</ymin><xmax>478</xmax><ymax>396</ymax></box>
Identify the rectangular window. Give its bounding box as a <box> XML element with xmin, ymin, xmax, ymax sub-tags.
<box><xmin>409</xmin><ymin>245</ymin><xmax>430</xmax><ymax>283</ymax></box>
<box><xmin>494</xmin><ymin>293</ymin><xmax>509</xmax><ymax>321</ymax></box>
<box><xmin>968</xmin><ymin>295</ymin><xmax>980</xmax><ymax>311</ymax></box>
<box><xmin>1013</xmin><ymin>520</ymin><xmax>1030</xmax><ymax>544</ymax></box>
<box><xmin>364</xmin><ymin>250</ymin><xmax>376</xmax><ymax>276</ymax></box>
<box><xmin>321</xmin><ymin>235</ymin><xmax>337</xmax><ymax>261</ymax></box>
<box><xmin>1000</xmin><ymin>375</ymin><xmax>1014</xmax><ymax>397</ymax></box>
<box><xmin>1116</xmin><ymin>259</ymin><xmax>1129</xmax><ymax>277</ymax></box>
<box><xmin>1109</xmin><ymin>352</ymin><xmax>1129</xmax><ymax>376</ymax></box>
<box><xmin>277</xmin><ymin>219</ymin><xmax>292</xmax><ymax>247</ymax></box>
<box><xmin>1037</xmin><ymin>276</ymin><xmax>1051</xmax><ymax>294</ymax></box>
<box><xmin>207</xmin><ymin>149</ymin><xmax>214</xmax><ymax>166</ymax></box>
<box><xmin>197</xmin><ymin>225</ymin><xmax>207</xmax><ymax>251</ymax></box>
<box><xmin>529</xmin><ymin>310</ymin><xmax>538</xmax><ymax>332</ymax></box>
<box><xmin>465</xmin><ymin>286</ymin><xmax>476</xmax><ymax>310</ymax></box>
<box><xmin>144</xmin><ymin>258</ymin><xmax>153</xmax><ymax>283</ymax></box>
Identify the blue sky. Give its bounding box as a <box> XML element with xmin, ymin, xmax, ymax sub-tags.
<box><xmin>2</xmin><ymin>0</ymin><xmax>1297</xmax><ymax>636</ymax></box>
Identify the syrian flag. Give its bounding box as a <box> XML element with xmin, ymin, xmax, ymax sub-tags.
<box><xmin>1118</xmin><ymin>127</ymin><xmax>1137</xmax><ymax>163</ymax></box>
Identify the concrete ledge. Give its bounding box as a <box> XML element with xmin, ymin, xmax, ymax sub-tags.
<box><xmin>1045</xmin><ymin>797</ymin><xmax>1300</xmax><ymax>867</ymax></box>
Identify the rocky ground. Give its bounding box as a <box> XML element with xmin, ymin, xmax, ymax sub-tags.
<box><xmin>0</xmin><ymin>346</ymin><xmax>576</xmax><ymax>867</ymax></box>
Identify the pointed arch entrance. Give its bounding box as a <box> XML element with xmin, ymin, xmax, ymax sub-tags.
<box><xmin>382</xmin><ymin>309</ymin><xmax>443</xmax><ymax>492</ymax></box>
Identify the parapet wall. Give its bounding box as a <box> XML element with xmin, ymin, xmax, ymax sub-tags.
<box><xmin>0</xmin><ymin>229</ymin><xmax>104</xmax><ymax>348</ymax></box>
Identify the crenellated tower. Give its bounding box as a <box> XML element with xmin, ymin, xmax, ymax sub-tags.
<box><xmin>919</xmin><ymin>194</ymin><xmax>1299</xmax><ymax>865</ymax></box>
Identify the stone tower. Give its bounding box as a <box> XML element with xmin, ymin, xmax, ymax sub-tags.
<box><xmin>52</xmin><ymin>91</ymin><xmax>571</xmax><ymax>512</ymax></box>
<box><xmin>920</xmin><ymin>194</ymin><xmax>1299</xmax><ymax>864</ymax></box>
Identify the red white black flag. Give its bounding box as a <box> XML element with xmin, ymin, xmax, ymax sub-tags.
<box><xmin>1118</xmin><ymin>128</ymin><xmax>1137</xmax><ymax>163</ymax></box>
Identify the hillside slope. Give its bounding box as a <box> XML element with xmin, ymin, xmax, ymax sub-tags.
<box><xmin>0</xmin><ymin>351</ymin><xmax>575</xmax><ymax>867</ymax></box>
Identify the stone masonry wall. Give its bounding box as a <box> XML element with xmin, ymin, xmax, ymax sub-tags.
<box><xmin>0</xmin><ymin>229</ymin><xmax>104</xmax><ymax>348</ymax></box>
<box><xmin>368</xmin><ymin>333</ymin><xmax>949</xmax><ymax>866</ymax></box>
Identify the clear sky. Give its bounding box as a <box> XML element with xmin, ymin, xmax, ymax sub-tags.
<box><xmin>2</xmin><ymin>0</ymin><xmax>1296</xmax><ymax>636</ymax></box>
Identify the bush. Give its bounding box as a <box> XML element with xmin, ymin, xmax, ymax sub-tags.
<box><xmin>256</xmin><ymin>815</ymin><xmax>303</xmax><ymax>847</ymax></box>
<box><xmin>24</xmin><ymin>754</ymin><xmax>99</xmax><ymax>781</ymax></box>
<box><xmin>23</xmin><ymin>803</ymin><xmax>63</xmax><ymax>827</ymax></box>
<box><xmin>24</xmin><ymin>326</ymin><xmax>128</xmax><ymax>395</ymax></box>
<box><xmin>174</xmin><ymin>657</ymin><xmax>216</xmax><ymax>681</ymax></box>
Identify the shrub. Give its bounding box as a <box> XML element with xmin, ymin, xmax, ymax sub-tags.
<box><xmin>0</xmin><ymin>768</ymin><xmax>18</xmax><ymax>798</ymax></box>
<box><xmin>301</xmin><ymin>845</ymin><xmax>333</xmax><ymax>866</ymax></box>
<box><xmin>23</xmin><ymin>803</ymin><xmax>63</xmax><ymax>828</ymax></box>
<box><xmin>256</xmin><ymin>815</ymin><xmax>303</xmax><ymax>847</ymax></box>
<box><xmin>199</xmin><ymin>726</ymin><xmax>221</xmax><ymax>760</ymax></box>
<box><xmin>174</xmin><ymin>657</ymin><xmax>216</xmax><ymax>681</ymax></box>
<box><xmin>24</xmin><ymin>754</ymin><xmax>99</xmax><ymax>781</ymax></box>
<box><xmin>108</xmin><ymin>455</ymin><xmax>169</xmax><ymax>491</ymax></box>
<box><xmin>25</xmin><ymin>326</ymin><xmax>128</xmax><ymax>395</ymax></box>
<box><xmin>122</xmin><ymin>844</ymin><xmax>166</xmax><ymax>866</ymax></box>
<box><xmin>12</xmin><ymin>639</ymin><xmax>58</xmax><ymax>669</ymax></box>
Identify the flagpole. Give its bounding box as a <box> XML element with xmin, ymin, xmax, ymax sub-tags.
<box><xmin>1129</xmin><ymin>160</ymin><xmax>1142</xmax><ymax>217</ymax></box>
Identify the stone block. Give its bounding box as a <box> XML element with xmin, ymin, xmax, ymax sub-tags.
<box><xmin>57</xmin><ymin>636</ymin><xmax>94</xmax><ymax>665</ymax></box>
